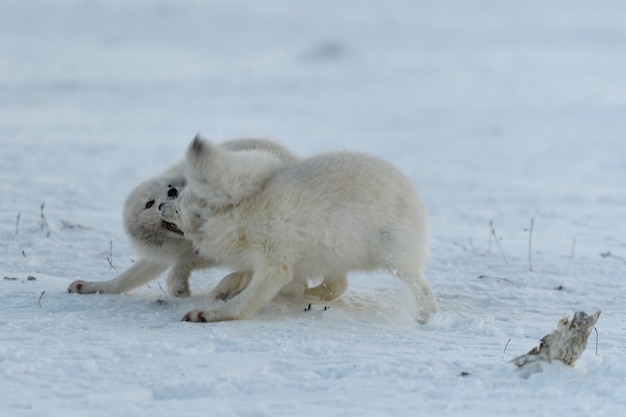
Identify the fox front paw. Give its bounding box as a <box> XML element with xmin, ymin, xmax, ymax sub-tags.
<box><xmin>68</xmin><ymin>280</ymin><xmax>95</xmax><ymax>294</ymax></box>
<box><xmin>167</xmin><ymin>280</ymin><xmax>191</xmax><ymax>298</ymax></box>
<box><xmin>181</xmin><ymin>309</ymin><xmax>237</xmax><ymax>323</ymax></box>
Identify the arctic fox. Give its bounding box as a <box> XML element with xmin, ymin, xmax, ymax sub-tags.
<box><xmin>67</xmin><ymin>138</ymin><xmax>298</xmax><ymax>297</ymax></box>
<box><xmin>160</xmin><ymin>136</ymin><xmax>438</xmax><ymax>323</ymax></box>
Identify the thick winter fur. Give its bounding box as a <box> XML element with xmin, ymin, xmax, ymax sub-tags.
<box><xmin>161</xmin><ymin>137</ymin><xmax>438</xmax><ymax>323</ymax></box>
<box><xmin>67</xmin><ymin>138</ymin><xmax>298</xmax><ymax>297</ymax></box>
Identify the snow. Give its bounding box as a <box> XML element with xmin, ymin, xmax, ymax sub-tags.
<box><xmin>2</xmin><ymin>0</ymin><xmax>626</xmax><ymax>415</ymax></box>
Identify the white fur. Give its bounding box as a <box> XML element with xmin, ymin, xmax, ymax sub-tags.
<box><xmin>67</xmin><ymin>137</ymin><xmax>298</xmax><ymax>297</ymax></box>
<box><xmin>161</xmin><ymin>137</ymin><xmax>438</xmax><ymax>323</ymax></box>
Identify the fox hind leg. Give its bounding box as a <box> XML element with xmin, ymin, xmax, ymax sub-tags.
<box><xmin>184</xmin><ymin>263</ymin><xmax>292</xmax><ymax>322</ymax></box>
<box><xmin>206</xmin><ymin>271</ymin><xmax>252</xmax><ymax>301</ymax></box>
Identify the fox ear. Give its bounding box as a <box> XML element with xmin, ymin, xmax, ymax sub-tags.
<box><xmin>187</xmin><ymin>134</ymin><xmax>212</xmax><ymax>161</ymax></box>
<box><xmin>186</xmin><ymin>135</ymin><xmax>217</xmax><ymax>176</ymax></box>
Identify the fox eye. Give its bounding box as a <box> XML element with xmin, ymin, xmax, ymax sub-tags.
<box><xmin>145</xmin><ymin>200</ymin><xmax>155</xmax><ymax>209</ymax></box>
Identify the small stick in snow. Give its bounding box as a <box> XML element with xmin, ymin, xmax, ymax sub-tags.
<box><xmin>104</xmin><ymin>241</ymin><xmax>119</xmax><ymax>273</ymax></box>
<box><xmin>303</xmin><ymin>304</ymin><xmax>328</xmax><ymax>312</ymax></box>
<box><xmin>157</xmin><ymin>281</ymin><xmax>167</xmax><ymax>295</ymax></box>
<box><xmin>39</xmin><ymin>202</ymin><xmax>50</xmax><ymax>237</ymax></box>
<box><xmin>503</xmin><ymin>338</ymin><xmax>512</xmax><ymax>354</ymax></box>
<box><xmin>571</xmin><ymin>239</ymin><xmax>577</xmax><ymax>258</ymax></box>
<box><xmin>526</xmin><ymin>218</ymin><xmax>534</xmax><ymax>272</ymax></box>
<box><xmin>468</xmin><ymin>238</ymin><xmax>476</xmax><ymax>253</ymax></box>
<box><xmin>16</xmin><ymin>212</ymin><xmax>21</xmax><ymax>235</ymax></box>
<box><xmin>37</xmin><ymin>290</ymin><xmax>46</xmax><ymax>308</ymax></box>
<box><xmin>511</xmin><ymin>310</ymin><xmax>601</xmax><ymax>371</ymax></box>
<box><xmin>490</xmin><ymin>220</ymin><xmax>509</xmax><ymax>265</ymax></box>
<box><xmin>60</xmin><ymin>220</ymin><xmax>91</xmax><ymax>230</ymax></box>
<box><xmin>454</xmin><ymin>239</ymin><xmax>477</xmax><ymax>254</ymax></box>
<box><xmin>600</xmin><ymin>251</ymin><xmax>626</xmax><ymax>264</ymax></box>
<box><xmin>453</xmin><ymin>242</ymin><xmax>467</xmax><ymax>251</ymax></box>
<box><xmin>477</xmin><ymin>275</ymin><xmax>513</xmax><ymax>284</ymax></box>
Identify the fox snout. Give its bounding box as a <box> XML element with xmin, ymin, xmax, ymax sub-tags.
<box><xmin>159</xmin><ymin>200</ymin><xmax>178</xmax><ymax>223</ymax></box>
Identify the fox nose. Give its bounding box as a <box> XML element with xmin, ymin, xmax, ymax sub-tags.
<box><xmin>167</xmin><ymin>188</ymin><xmax>178</xmax><ymax>198</ymax></box>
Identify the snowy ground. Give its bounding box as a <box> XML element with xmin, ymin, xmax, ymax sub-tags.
<box><xmin>2</xmin><ymin>0</ymin><xmax>626</xmax><ymax>416</ymax></box>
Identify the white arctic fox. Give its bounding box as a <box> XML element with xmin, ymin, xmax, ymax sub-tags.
<box><xmin>160</xmin><ymin>136</ymin><xmax>438</xmax><ymax>323</ymax></box>
<box><xmin>67</xmin><ymin>138</ymin><xmax>298</xmax><ymax>297</ymax></box>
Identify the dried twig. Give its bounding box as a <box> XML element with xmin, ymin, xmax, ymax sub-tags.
<box><xmin>157</xmin><ymin>281</ymin><xmax>167</xmax><ymax>295</ymax></box>
<box><xmin>600</xmin><ymin>251</ymin><xmax>626</xmax><ymax>264</ymax></box>
<box><xmin>60</xmin><ymin>220</ymin><xmax>91</xmax><ymax>230</ymax></box>
<box><xmin>527</xmin><ymin>218</ymin><xmax>534</xmax><ymax>272</ymax></box>
<box><xmin>16</xmin><ymin>212</ymin><xmax>21</xmax><ymax>235</ymax></box>
<box><xmin>478</xmin><ymin>275</ymin><xmax>514</xmax><ymax>284</ymax></box>
<box><xmin>39</xmin><ymin>202</ymin><xmax>50</xmax><ymax>236</ymax></box>
<box><xmin>37</xmin><ymin>290</ymin><xmax>46</xmax><ymax>308</ymax></box>
<box><xmin>468</xmin><ymin>238</ymin><xmax>476</xmax><ymax>253</ymax></box>
<box><xmin>490</xmin><ymin>220</ymin><xmax>509</xmax><ymax>264</ymax></box>
<box><xmin>454</xmin><ymin>238</ymin><xmax>477</xmax><ymax>254</ymax></box>
<box><xmin>303</xmin><ymin>304</ymin><xmax>328</xmax><ymax>312</ymax></box>
<box><xmin>504</xmin><ymin>338</ymin><xmax>512</xmax><ymax>354</ymax></box>
<box><xmin>571</xmin><ymin>239</ymin><xmax>577</xmax><ymax>258</ymax></box>
<box><xmin>103</xmin><ymin>241</ymin><xmax>119</xmax><ymax>273</ymax></box>
<box><xmin>453</xmin><ymin>242</ymin><xmax>467</xmax><ymax>251</ymax></box>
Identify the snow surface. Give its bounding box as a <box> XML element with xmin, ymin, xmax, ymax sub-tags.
<box><xmin>2</xmin><ymin>0</ymin><xmax>626</xmax><ymax>416</ymax></box>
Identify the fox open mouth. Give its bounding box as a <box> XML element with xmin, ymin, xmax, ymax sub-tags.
<box><xmin>162</xmin><ymin>220</ymin><xmax>184</xmax><ymax>235</ymax></box>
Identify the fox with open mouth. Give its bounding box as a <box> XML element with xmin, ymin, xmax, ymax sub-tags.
<box><xmin>68</xmin><ymin>138</ymin><xmax>298</xmax><ymax>298</ymax></box>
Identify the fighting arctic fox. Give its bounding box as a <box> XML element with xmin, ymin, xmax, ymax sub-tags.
<box><xmin>68</xmin><ymin>139</ymin><xmax>298</xmax><ymax>297</ymax></box>
<box><xmin>160</xmin><ymin>136</ymin><xmax>438</xmax><ymax>323</ymax></box>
